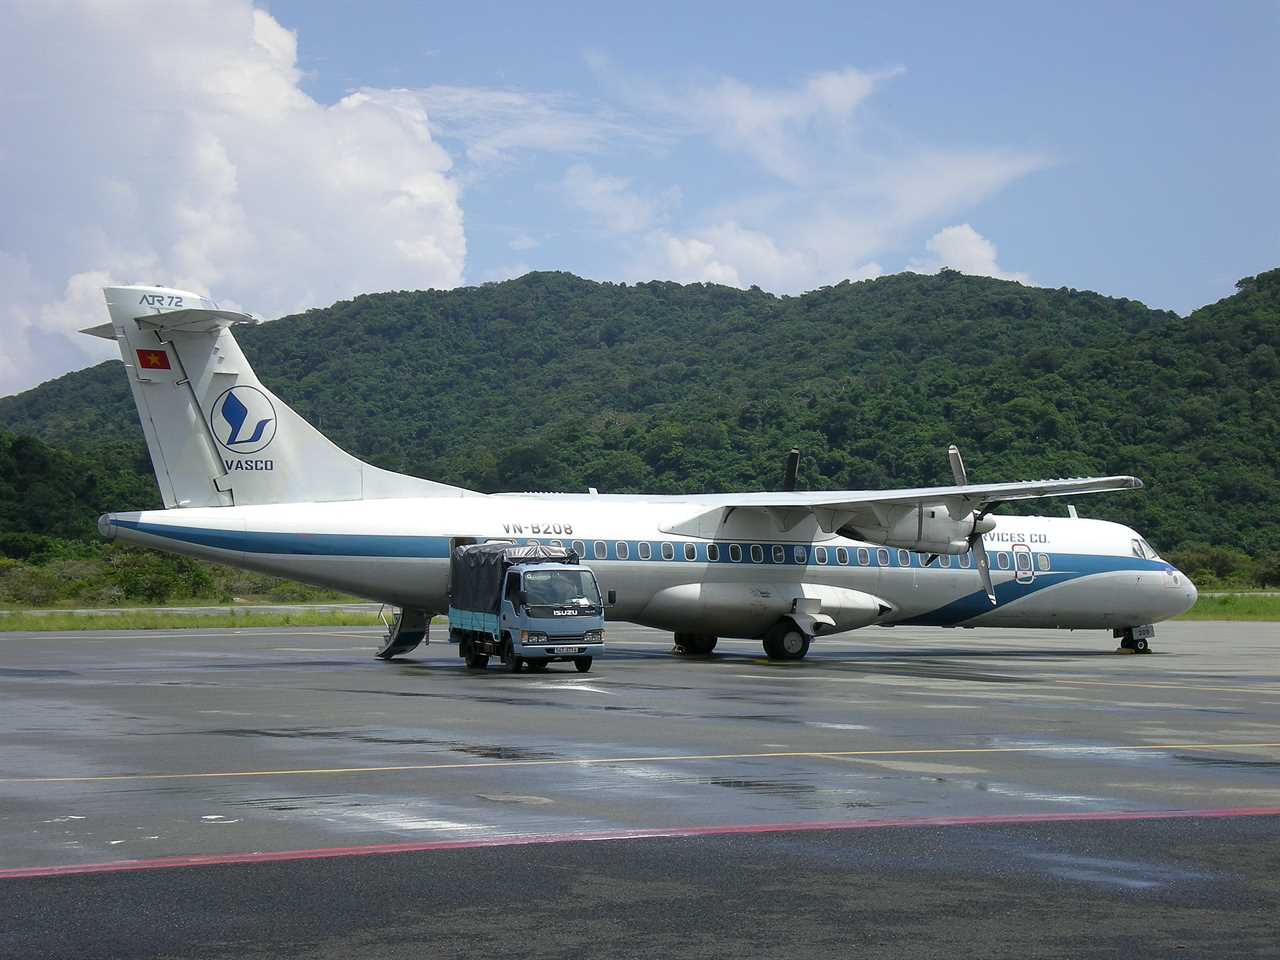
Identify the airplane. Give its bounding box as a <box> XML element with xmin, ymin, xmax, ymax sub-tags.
<box><xmin>83</xmin><ymin>285</ymin><xmax>1198</xmax><ymax>663</ymax></box>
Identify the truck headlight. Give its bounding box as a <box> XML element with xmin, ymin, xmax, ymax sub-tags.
<box><xmin>521</xmin><ymin>631</ymin><xmax>548</xmax><ymax>643</ymax></box>
<box><xmin>584</xmin><ymin>630</ymin><xmax>604</xmax><ymax>643</ymax></box>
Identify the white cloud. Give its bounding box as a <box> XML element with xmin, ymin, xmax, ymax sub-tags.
<box><xmin>414</xmin><ymin>85</ymin><xmax>658</xmax><ymax>173</ymax></box>
<box><xmin>912</xmin><ymin>224</ymin><xmax>1031</xmax><ymax>283</ymax></box>
<box><xmin>0</xmin><ymin>2</ymin><xmax>465</xmax><ymax>396</ymax></box>
<box><xmin>561</xmin><ymin>163</ymin><xmax>679</xmax><ymax>235</ymax></box>
<box><xmin>573</xmin><ymin>61</ymin><xmax>1048</xmax><ymax>294</ymax></box>
<box><xmin>682</xmin><ymin>67</ymin><xmax>898</xmax><ymax>183</ymax></box>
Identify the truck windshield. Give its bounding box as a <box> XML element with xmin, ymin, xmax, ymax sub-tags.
<box><xmin>523</xmin><ymin>570</ymin><xmax>601</xmax><ymax>607</ymax></box>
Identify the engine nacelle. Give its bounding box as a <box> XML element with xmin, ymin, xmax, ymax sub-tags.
<box><xmin>849</xmin><ymin>505</ymin><xmax>994</xmax><ymax>555</ymax></box>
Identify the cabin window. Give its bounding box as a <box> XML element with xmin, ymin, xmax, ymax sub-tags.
<box><xmin>996</xmin><ymin>552</ymin><xmax>1011</xmax><ymax>570</ymax></box>
<box><xmin>816</xmin><ymin>546</ymin><xmax>828</xmax><ymax>565</ymax></box>
<box><xmin>940</xmin><ymin>554</ymin><xmax>951</xmax><ymax>568</ymax></box>
<box><xmin>685</xmin><ymin>543</ymin><xmax>697</xmax><ymax>561</ymax></box>
<box><xmin>836</xmin><ymin>547</ymin><xmax>849</xmax><ymax>565</ymax></box>
<box><xmin>637</xmin><ymin>541</ymin><xmax>652</xmax><ymax>560</ymax></box>
<box><xmin>616</xmin><ymin>541</ymin><xmax>629</xmax><ymax>560</ymax></box>
<box><xmin>772</xmin><ymin>545</ymin><xmax>785</xmax><ymax>564</ymax></box>
<box><xmin>572</xmin><ymin>540</ymin><xmax>586</xmax><ymax>558</ymax></box>
<box><xmin>1015</xmin><ymin>551</ymin><xmax>1032</xmax><ymax>571</ymax></box>
<box><xmin>707</xmin><ymin>544</ymin><xmax>720</xmax><ymax>562</ymax></box>
<box><xmin>876</xmin><ymin>548</ymin><xmax>890</xmax><ymax>566</ymax></box>
<box><xmin>593</xmin><ymin>540</ymin><xmax>607</xmax><ymax>560</ymax></box>
<box><xmin>661</xmin><ymin>542</ymin><xmax>675</xmax><ymax>561</ymax></box>
<box><xmin>898</xmin><ymin>549</ymin><xmax>911</xmax><ymax>567</ymax></box>
<box><xmin>1037</xmin><ymin>553</ymin><xmax>1051</xmax><ymax>571</ymax></box>
<box><xmin>793</xmin><ymin>545</ymin><xmax>807</xmax><ymax>564</ymax></box>
<box><xmin>857</xmin><ymin>547</ymin><xmax>870</xmax><ymax>566</ymax></box>
<box><xmin>730</xmin><ymin>544</ymin><xmax>743</xmax><ymax>562</ymax></box>
<box><xmin>751</xmin><ymin>544</ymin><xmax>764</xmax><ymax>563</ymax></box>
<box><xmin>1131</xmin><ymin>539</ymin><xmax>1145</xmax><ymax>559</ymax></box>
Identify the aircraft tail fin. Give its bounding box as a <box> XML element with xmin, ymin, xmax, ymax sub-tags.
<box><xmin>87</xmin><ymin>285</ymin><xmax>476</xmax><ymax>508</ymax></box>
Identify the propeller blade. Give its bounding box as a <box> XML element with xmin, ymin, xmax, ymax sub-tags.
<box><xmin>948</xmin><ymin>444</ymin><xmax>967</xmax><ymax>486</ymax></box>
<box><xmin>972</xmin><ymin>536</ymin><xmax>996</xmax><ymax>605</ymax></box>
<box><xmin>782</xmin><ymin>448</ymin><xmax>801</xmax><ymax>492</ymax></box>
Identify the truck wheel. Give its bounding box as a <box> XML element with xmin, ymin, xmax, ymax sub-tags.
<box><xmin>503</xmin><ymin>642</ymin><xmax>523</xmax><ymax>673</ymax></box>
<box><xmin>574</xmin><ymin>656</ymin><xmax>593</xmax><ymax>673</ymax></box>
<box><xmin>466</xmin><ymin>653</ymin><xmax>489</xmax><ymax>670</ymax></box>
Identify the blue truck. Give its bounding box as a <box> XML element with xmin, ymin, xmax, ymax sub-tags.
<box><xmin>448</xmin><ymin>543</ymin><xmax>607</xmax><ymax>673</ymax></box>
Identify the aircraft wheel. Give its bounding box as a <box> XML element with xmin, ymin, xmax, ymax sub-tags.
<box><xmin>1132</xmin><ymin>637</ymin><xmax>1150</xmax><ymax>654</ymax></box>
<box><xmin>574</xmin><ymin>656</ymin><xmax>593</xmax><ymax>673</ymax></box>
<box><xmin>764</xmin><ymin>623</ymin><xmax>811</xmax><ymax>660</ymax></box>
<box><xmin>674</xmin><ymin>633</ymin><xmax>717</xmax><ymax>656</ymax></box>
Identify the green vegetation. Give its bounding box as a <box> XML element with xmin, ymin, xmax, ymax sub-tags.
<box><xmin>0</xmin><ymin>542</ymin><xmax>355</xmax><ymax>608</ymax></box>
<box><xmin>0</xmin><ymin>609</ymin><xmax>383</xmax><ymax>632</ymax></box>
<box><xmin>1175</xmin><ymin>593</ymin><xmax>1280</xmax><ymax>621</ymax></box>
<box><xmin>1</xmin><ymin>266</ymin><xmax>1277</xmax><ymax>595</ymax></box>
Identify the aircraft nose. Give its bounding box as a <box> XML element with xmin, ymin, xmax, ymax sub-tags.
<box><xmin>1179</xmin><ymin>570</ymin><xmax>1199</xmax><ymax>613</ymax></box>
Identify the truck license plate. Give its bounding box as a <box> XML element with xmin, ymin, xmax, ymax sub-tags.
<box><xmin>553</xmin><ymin>646</ymin><xmax>580</xmax><ymax>655</ymax></box>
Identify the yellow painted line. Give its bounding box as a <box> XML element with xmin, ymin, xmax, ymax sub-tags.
<box><xmin>739</xmin><ymin>673</ymin><xmax>1280</xmax><ymax>696</ymax></box>
<box><xmin>4</xmin><ymin>741</ymin><xmax>1279</xmax><ymax>785</ymax></box>
<box><xmin>1052</xmin><ymin>679</ymin><xmax>1280</xmax><ymax>695</ymax></box>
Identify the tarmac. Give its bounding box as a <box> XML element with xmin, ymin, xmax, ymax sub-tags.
<box><xmin>1</xmin><ymin>620</ymin><xmax>1277</xmax><ymax>958</ymax></box>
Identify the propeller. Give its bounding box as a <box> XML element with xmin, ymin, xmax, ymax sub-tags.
<box><xmin>782</xmin><ymin>448</ymin><xmax>801</xmax><ymax>492</ymax></box>
<box><xmin>948</xmin><ymin>444</ymin><xmax>997</xmax><ymax>605</ymax></box>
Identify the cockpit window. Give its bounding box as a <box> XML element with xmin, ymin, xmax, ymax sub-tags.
<box><xmin>1131</xmin><ymin>542</ymin><xmax>1162</xmax><ymax>563</ymax></box>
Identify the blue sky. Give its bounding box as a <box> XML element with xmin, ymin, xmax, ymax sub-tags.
<box><xmin>0</xmin><ymin>1</ymin><xmax>1276</xmax><ymax>393</ymax></box>
<box><xmin>266</xmin><ymin>0</ymin><xmax>1278</xmax><ymax>307</ymax></box>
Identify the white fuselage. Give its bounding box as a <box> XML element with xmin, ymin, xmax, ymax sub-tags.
<box><xmin>102</xmin><ymin>493</ymin><xmax>1198</xmax><ymax>639</ymax></box>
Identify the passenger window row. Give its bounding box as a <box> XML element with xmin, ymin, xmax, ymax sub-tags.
<box><xmin>518</xmin><ymin>538</ymin><xmax>1050</xmax><ymax>572</ymax></box>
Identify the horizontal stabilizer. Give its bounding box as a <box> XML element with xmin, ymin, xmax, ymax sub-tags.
<box><xmin>79</xmin><ymin>322</ymin><xmax>116</xmax><ymax>339</ymax></box>
<box><xmin>136</xmin><ymin>308</ymin><xmax>259</xmax><ymax>333</ymax></box>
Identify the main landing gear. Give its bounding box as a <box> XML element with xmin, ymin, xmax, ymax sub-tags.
<box><xmin>762</xmin><ymin>622</ymin><xmax>811</xmax><ymax>661</ymax></box>
<box><xmin>673</xmin><ymin>633</ymin><xmax>718</xmax><ymax>656</ymax></box>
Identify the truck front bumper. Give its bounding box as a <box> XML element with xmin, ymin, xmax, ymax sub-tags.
<box><xmin>515</xmin><ymin>641</ymin><xmax>606</xmax><ymax>661</ymax></box>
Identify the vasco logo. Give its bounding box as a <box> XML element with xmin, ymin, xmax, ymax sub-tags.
<box><xmin>210</xmin><ymin>386</ymin><xmax>277</xmax><ymax>454</ymax></box>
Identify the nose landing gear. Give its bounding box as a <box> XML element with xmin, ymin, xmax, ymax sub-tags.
<box><xmin>1116</xmin><ymin>626</ymin><xmax>1154</xmax><ymax>654</ymax></box>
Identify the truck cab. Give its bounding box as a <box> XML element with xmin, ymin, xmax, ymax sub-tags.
<box><xmin>449</xmin><ymin>544</ymin><xmax>607</xmax><ymax>673</ymax></box>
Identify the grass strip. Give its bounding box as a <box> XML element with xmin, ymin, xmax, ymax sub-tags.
<box><xmin>0</xmin><ymin>610</ymin><xmax>384</xmax><ymax>632</ymax></box>
<box><xmin>1175</xmin><ymin>594</ymin><xmax>1280</xmax><ymax>621</ymax></box>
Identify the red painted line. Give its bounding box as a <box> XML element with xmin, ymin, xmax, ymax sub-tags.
<box><xmin>4</xmin><ymin>806</ymin><xmax>1279</xmax><ymax>881</ymax></box>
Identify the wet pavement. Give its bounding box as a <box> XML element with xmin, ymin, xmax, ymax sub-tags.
<box><xmin>1</xmin><ymin>621</ymin><xmax>1278</xmax><ymax>956</ymax></box>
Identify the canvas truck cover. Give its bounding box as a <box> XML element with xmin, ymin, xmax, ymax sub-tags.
<box><xmin>449</xmin><ymin>543</ymin><xmax>579</xmax><ymax>613</ymax></box>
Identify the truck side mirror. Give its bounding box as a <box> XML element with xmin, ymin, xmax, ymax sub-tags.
<box><xmin>607</xmin><ymin>589</ymin><xmax>617</xmax><ymax>606</ymax></box>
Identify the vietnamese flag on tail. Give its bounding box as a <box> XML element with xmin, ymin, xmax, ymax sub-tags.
<box><xmin>136</xmin><ymin>349</ymin><xmax>171</xmax><ymax>370</ymax></box>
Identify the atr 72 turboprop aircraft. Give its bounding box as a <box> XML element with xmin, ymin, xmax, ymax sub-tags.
<box><xmin>85</xmin><ymin>285</ymin><xmax>1197</xmax><ymax>662</ymax></box>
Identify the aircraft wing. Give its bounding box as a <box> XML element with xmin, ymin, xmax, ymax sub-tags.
<box><xmin>686</xmin><ymin>475</ymin><xmax>1143</xmax><ymax>535</ymax></box>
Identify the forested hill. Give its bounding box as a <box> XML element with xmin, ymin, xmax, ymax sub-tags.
<box><xmin>1</xmin><ymin>268</ymin><xmax>1278</xmax><ymax>558</ymax></box>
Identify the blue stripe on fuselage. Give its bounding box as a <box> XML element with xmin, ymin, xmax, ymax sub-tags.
<box><xmin>111</xmin><ymin>520</ymin><xmax>452</xmax><ymax>558</ymax></box>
